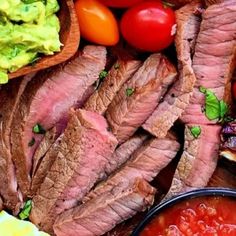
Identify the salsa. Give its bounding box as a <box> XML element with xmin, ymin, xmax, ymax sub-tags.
<box><xmin>141</xmin><ymin>196</ymin><xmax>236</xmax><ymax>236</ymax></box>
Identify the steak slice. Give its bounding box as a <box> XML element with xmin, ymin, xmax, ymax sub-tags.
<box><xmin>142</xmin><ymin>2</ymin><xmax>201</xmax><ymax>138</ymax></box>
<box><xmin>30</xmin><ymin>133</ymin><xmax>63</xmax><ymax>196</ymax></box>
<box><xmin>106</xmin><ymin>54</ymin><xmax>177</xmax><ymax>144</ymax></box>
<box><xmin>85</xmin><ymin>133</ymin><xmax>180</xmax><ymax>202</ymax></box>
<box><xmin>53</xmin><ymin>178</ymin><xmax>155</xmax><ymax>236</ymax></box>
<box><xmin>204</xmin><ymin>0</ymin><xmax>224</xmax><ymax>6</ymax></box>
<box><xmin>31</xmin><ymin>105</ymin><xmax>93</xmax><ymax>194</ymax></box>
<box><xmin>104</xmin><ymin>133</ymin><xmax>148</xmax><ymax>178</ymax></box>
<box><xmin>165</xmin><ymin>124</ymin><xmax>221</xmax><ymax>199</ymax></box>
<box><xmin>84</xmin><ymin>59</ymin><xmax>141</xmax><ymax>115</ymax></box>
<box><xmin>30</xmin><ymin>109</ymin><xmax>118</xmax><ymax>233</ymax></box>
<box><xmin>11</xmin><ymin>46</ymin><xmax>107</xmax><ymax>195</ymax></box>
<box><xmin>181</xmin><ymin>0</ymin><xmax>236</xmax><ymax>124</ymax></box>
<box><xmin>0</xmin><ymin>74</ymin><xmax>33</xmax><ymax>212</ymax></box>
<box><xmin>32</xmin><ymin>127</ymin><xmax>58</xmax><ymax>177</ymax></box>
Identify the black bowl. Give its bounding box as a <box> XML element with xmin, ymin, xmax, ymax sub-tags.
<box><xmin>132</xmin><ymin>188</ymin><xmax>236</xmax><ymax>235</ymax></box>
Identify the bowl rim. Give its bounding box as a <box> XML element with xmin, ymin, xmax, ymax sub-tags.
<box><xmin>132</xmin><ymin>187</ymin><xmax>236</xmax><ymax>235</ymax></box>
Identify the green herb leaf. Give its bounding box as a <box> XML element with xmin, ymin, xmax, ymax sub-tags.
<box><xmin>28</xmin><ymin>138</ymin><xmax>35</xmax><ymax>147</ymax></box>
<box><xmin>99</xmin><ymin>70</ymin><xmax>108</xmax><ymax>80</ymax></box>
<box><xmin>33</xmin><ymin>124</ymin><xmax>46</xmax><ymax>134</ymax></box>
<box><xmin>94</xmin><ymin>70</ymin><xmax>108</xmax><ymax>90</ymax></box>
<box><xmin>219</xmin><ymin>100</ymin><xmax>228</xmax><ymax>120</ymax></box>
<box><xmin>199</xmin><ymin>86</ymin><xmax>228</xmax><ymax>121</ymax></box>
<box><xmin>190</xmin><ymin>126</ymin><xmax>201</xmax><ymax>139</ymax></box>
<box><xmin>114</xmin><ymin>63</ymin><xmax>120</xmax><ymax>70</ymax></box>
<box><xmin>126</xmin><ymin>88</ymin><xmax>135</xmax><ymax>97</ymax></box>
<box><xmin>19</xmin><ymin>200</ymin><xmax>32</xmax><ymax>220</ymax></box>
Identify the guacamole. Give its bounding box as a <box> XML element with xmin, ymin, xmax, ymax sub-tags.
<box><xmin>0</xmin><ymin>0</ymin><xmax>61</xmax><ymax>84</ymax></box>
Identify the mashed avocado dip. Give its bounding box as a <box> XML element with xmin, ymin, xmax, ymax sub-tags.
<box><xmin>0</xmin><ymin>0</ymin><xmax>62</xmax><ymax>84</ymax></box>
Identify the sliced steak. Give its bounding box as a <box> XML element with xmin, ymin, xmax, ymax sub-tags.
<box><xmin>143</xmin><ymin>2</ymin><xmax>201</xmax><ymax>138</ymax></box>
<box><xmin>53</xmin><ymin>178</ymin><xmax>155</xmax><ymax>236</ymax></box>
<box><xmin>30</xmin><ymin>109</ymin><xmax>118</xmax><ymax>233</ymax></box>
<box><xmin>0</xmin><ymin>74</ymin><xmax>33</xmax><ymax>212</ymax></box>
<box><xmin>84</xmin><ymin>59</ymin><xmax>141</xmax><ymax>115</ymax></box>
<box><xmin>32</xmin><ymin>127</ymin><xmax>58</xmax><ymax>178</ymax></box>
<box><xmin>11</xmin><ymin>46</ymin><xmax>107</xmax><ymax>195</ymax></box>
<box><xmin>181</xmin><ymin>0</ymin><xmax>236</xmax><ymax>124</ymax></box>
<box><xmin>30</xmin><ymin>133</ymin><xmax>63</xmax><ymax>196</ymax></box>
<box><xmin>165</xmin><ymin>124</ymin><xmax>221</xmax><ymax>199</ymax></box>
<box><xmin>204</xmin><ymin>0</ymin><xmax>224</xmax><ymax>6</ymax></box>
<box><xmin>104</xmin><ymin>133</ymin><xmax>148</xmax><ymax>178</ymax></box>
<box><xmin>85</xmin><ymin>133</ymin><xmax>180</xmax><ymax>202</ymax></box>
<box><xmin>31</xmin><ymin>115</ymin><xmax>84</xmax><ymax>193</ymax></box>
<box><xmin>106</xmin><ymin>54</ymin><xmax>177</xmax><ymax>144</ymax></box>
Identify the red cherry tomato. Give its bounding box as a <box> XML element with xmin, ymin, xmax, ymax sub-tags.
<box><xmin>74</xmin><ymin>0</ymin><xmax>119</xmax><ymax>46</ymax></box>
<box><xmin>99</xmin><ymin>0</ymin><xmax>144</xmax><ymax>8</ymax></box>
<box><xmin>120</xmin><ymin>1</ymin><xmax>176</xmax><ymax>52</ymax></box>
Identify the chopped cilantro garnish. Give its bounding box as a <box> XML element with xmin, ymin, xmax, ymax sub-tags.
<box><xmin>94</xmin><ymin>70</ymin><xmax>108</xmax><ymax>90</ymax></box>
<box><xmin>126</xmin><ymin>88</ymin><xmax>135</xmax><ymax>97</ymax></box>
<box><xmin>99</xmin><ymin>70</ymin><xmax>108</xmax><ymax>80</ymax></box>
<box><xmin>19</xmin><ymin>200</ymin><xmax>32</xmax><ymax>220</ymax></box>
<box><xmin>199</xmin><ymin>86</ymin><xmax>229</xmax><ymax>122</ymax></box>
<box><xmin>32</xmin><ymin>124</ymin><xmax>46</xmax><ymax>134</ymax></box>
<box><xmin>190</xmin><ymin>126</ymin><xmax>201</xmax><ymax>139</ymax></box>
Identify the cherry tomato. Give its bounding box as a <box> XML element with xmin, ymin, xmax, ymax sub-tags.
<box><xmin>99</xmin><ymin>0</ymin><xmax>144</xmax><ymax>8</ymax></box>
<box><xmin>120</xmin><ymin>1</ymin><xmax>176</xmax><ymax>52</ymax></box>
<box><xmin>74</xmin><ymin>0</ymin><xmax>119</xmax><ymax>46</ymax></box>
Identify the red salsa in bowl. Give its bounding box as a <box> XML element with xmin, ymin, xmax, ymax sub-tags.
<box><xmin>132</xmin><ymin>188</ymin><xmax>236</xmax><ymax>236</ymax></box>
